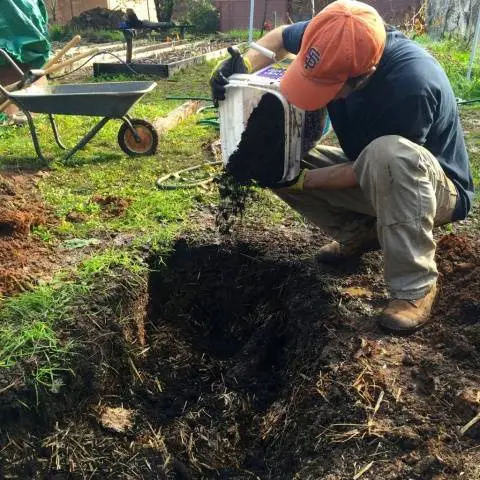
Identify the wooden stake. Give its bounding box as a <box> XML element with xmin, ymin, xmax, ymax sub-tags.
<box><xmin>44</xmin><ymin>35</ymin><xmax>81</xmax><ymax>69</ymax></box>
<box><xmin>43</xmin><ymin>47</ymin><xmax>99</xmax><ymax>76</ymax></box>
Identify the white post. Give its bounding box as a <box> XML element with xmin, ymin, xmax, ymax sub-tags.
<box><xmin>274</xmin><ymin>10</ymin><xmax>277</xmax><ymax>28</ymax></box>
<box><xmin>311</xmin><ymin>0</ymin><xmax>315</xmax><ymax>18</ymax></box>
<box><xmin>467</xmin><ymin>7</ymin><xmax>480</xmax><ymax>81</ymax></box>
<box><xmin>248</xmin><ymin>0</ymin><xmax>255</xmax><ymax>43</ymax></box>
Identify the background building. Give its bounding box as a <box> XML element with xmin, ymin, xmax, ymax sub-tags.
<box><xmin>214</xmin><ymin>0</ymin><xmax>421</xmax><ymax>32</ymax></box>
<box><xmin>49</xmin><ymin>0</ymin><xmax>156</xmax><ymax>25</ymax></box>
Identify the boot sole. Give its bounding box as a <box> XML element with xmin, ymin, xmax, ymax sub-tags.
<box><xmin>378</xmin><ymin>317</ymin><xmax>431</xmax><ymax>335</ymax></box>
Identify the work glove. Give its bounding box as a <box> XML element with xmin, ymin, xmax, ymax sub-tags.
<box><xmin>210</xmin><ymin>46</ymin><xmax>252</xmax><ymax>106</ymax></box>
<box><xmin>276</xmin><ymin>169</ymin><xmax>308</xmax><ymax>191</ymax></box>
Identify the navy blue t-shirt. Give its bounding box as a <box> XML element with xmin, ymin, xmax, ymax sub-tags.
<box><xmin>283</xmin><ymin>22</ymin><xmax>474</xmax><ymax>221</ymax></box>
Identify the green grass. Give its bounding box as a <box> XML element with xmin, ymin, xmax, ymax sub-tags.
<box><xmin>49</xmin><ymin>25</ymin><xmax>125</xmax><ymax>43</ymax></box>
<box><xmin>0</xmin><ymin>283</ymin><xmax>79</xmax><ymax>395</ymax></box>
<box><xmin>0</xmin><ymin>244</ymin><xmax>151</xmax><ymax>400</ymax></box>
<box><xmin>415</xmin><ymin>35</ymin><xmax>480</xmax><ymax>100</ymax></box>
<box><xmin>462</xmin><ymin>106</ymin><xmax>480</xmax><ymax>182</ymax></box>
<box><xmin>221</xmin><ymin>29</ymin><xmax>264</xmax><ymax>41</ymax></box>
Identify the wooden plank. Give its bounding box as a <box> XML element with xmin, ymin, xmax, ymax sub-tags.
<box><xmin>153</xmin><ymin>101</ymin><xmax>201</xmax><ymax>135</ymax></box>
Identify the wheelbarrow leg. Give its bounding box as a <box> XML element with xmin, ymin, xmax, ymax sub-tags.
<box><xmin>63</xmin><ymin>117</ymin><xmax>110</xmax><ymax>162</ymax></box>
<box><xmin>48</xmin><ymin>114</ymin><xmax>67</xmax><ymax>150</ymax></box>
<box><xmin>23</xmin><ymin>109</ymin><xmax>49</xmax><ymax>165</ymax></box>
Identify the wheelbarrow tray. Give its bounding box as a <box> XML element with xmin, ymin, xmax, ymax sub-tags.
<box><xmin>10</xmin><ymin>81</ymin><xmax>156</xmax><ymax>117</ymax></box>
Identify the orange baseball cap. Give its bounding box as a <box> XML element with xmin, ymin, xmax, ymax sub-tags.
<box><xmin>280</xmin><ymin>0</ymin><xmax>386</xmax><ymax>111</ymax></box>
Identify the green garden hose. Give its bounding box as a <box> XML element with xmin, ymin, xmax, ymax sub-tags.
<box><xmin>156</xmin><ymin>161</ymin><xmax>222</xmax><ymax>190</ymax></box>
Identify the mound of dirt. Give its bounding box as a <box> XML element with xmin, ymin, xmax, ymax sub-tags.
<box><xmin>0</xmin><ymin>173</ymin><xmax>57</xmax><ymax>296</ymax></box>
<box><xmin>69</xmin><ymin>8</ymin><xmax>124</xmax><ymax>30</ymax></box>
<box><xmin>0</xmin><ymin>226</ymin><xmax>479</xmax><ymax>479</ymax></box>
<box><xmin>92</xmin><ymin>194</ymin><xmax>131</xmax><ymax>217</ymax></box>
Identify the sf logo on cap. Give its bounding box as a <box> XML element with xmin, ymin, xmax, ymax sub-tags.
<box><xmin>304</xmin><ymin>47</ymin><xmax>321</xmax><ymax>70</ymax></box>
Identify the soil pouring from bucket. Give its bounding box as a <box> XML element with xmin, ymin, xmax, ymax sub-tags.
<box><xmin>216</xmin><ymin>93</ymin><xmax>286</xmax><ymax>233</ymax></box>
<box><xmin>216</xmin><ymin>92</ymin><xmax>327</xmax><ymax>233</ymax></box>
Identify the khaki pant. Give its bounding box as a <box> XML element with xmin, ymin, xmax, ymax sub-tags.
<box><xmin>275</xmin><ymin>135</ymin><xmax>458</xmax><ymax>300</ymax></box>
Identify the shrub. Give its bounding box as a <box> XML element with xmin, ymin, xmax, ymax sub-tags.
<box><xmin>179</xmin><ymin>0</ymin><xmax>219</xmax><ymax>34</ymax></box>
<box><xmin>49</xmin><ymin>24</ymin><xmax>69</xmax><ymax>42</ymax></box>
<box><xmin>48</xmin><ymin>25</ymin><xmax>124</xmax><ymax>44</ymax></box>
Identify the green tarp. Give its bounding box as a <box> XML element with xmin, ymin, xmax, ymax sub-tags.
<box><xmin>0</xmin><ymin>0</ymin><xmax>50</xmax><ymax>68</ymax></box>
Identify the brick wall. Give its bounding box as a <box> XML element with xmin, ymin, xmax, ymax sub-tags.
<box><xmin>215</xmin><ymin>0</ymin><xmax>421</xmax><ymax>32</ymax></box>
<box><xmin>215</xmin><ymin>0</ymin><xmax>289</xmax><ymax>31</ymax></box>
<box><xmin>364</xmin><ymin>0</ymin><xmax>421</xmax><ymax>23</ymax></box>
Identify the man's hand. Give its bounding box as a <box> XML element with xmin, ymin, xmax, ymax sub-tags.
<box><xmin>210</xmin><ymin>46</ymin><xmax>252</xmax><ymax>105</ymax></box>
<box><xmin>277</xmin><ymin>169</ymin><xmax>308</xmax><ymax>191</ymax></box>
<box><xmin>276</xmin><ymin>164</ymin><xmax>358</xmax><ymax>191</ymax></box>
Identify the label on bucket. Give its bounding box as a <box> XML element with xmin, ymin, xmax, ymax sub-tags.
<box><xmin>254</xmin><ymin>58</ymin><xmax>292</xmax><ymax>81</ymax></box>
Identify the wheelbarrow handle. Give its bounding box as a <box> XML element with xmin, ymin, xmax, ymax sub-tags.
<box><xmin>44</xmin><ymin>35</ymin><xmax>81</xmax><ymax>69</ymax></box>
<box><xmin>43</xmin><ymin>47</ymin><xmax>100</xmax><ymax>76</ymax></box>
<box><xmin>0</xmin><ymin>46</ymin><xmax>99</xmax><ymax>113</ymax></box>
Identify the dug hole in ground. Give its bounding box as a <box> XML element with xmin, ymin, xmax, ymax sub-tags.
<box><xmin>0</xmin><ymin>195</ymin><xmax>479</xmax><ymax>478</ymax></box>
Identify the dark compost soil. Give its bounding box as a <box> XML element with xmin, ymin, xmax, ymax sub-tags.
<box><xmin>0</xmin><ymin>220</ymin><xmax>479</xmax><ymax>479</ymax></box>
<box><xmin>215</xmin><ymin>93</ymin><xmax>285</xmax><ymax>234</ymax></box>
<box><xmin>216</xmin><ymin>95</ymin><xmax>329</xmax><ymax>234</ymax></box>
<box><xmin>225</xmin><ymin>93</ymin><xmax>285</xmax><ymax>188</ymax></box>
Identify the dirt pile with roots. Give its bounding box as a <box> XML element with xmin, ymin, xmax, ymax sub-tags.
<box><xmin>0</xmin><ymin>173</ymin><xmax>57</xmax><ymax>297</ymax></box>
<box><xmin>0</xmin><ymin>221</ymin><xmax>479</xmax><ymax>479</ymax></box>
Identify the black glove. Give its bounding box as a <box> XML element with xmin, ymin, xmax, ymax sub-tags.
<box><xmin>210</xmin><ymin>46</ymin><xmax>252</xmax><ymax>106</ymax></box>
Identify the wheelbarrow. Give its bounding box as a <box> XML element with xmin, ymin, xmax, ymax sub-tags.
<box><xmin>0</xmin><ymin>49</ymin><xmax>158</xmax><ymax>163</ymax></box>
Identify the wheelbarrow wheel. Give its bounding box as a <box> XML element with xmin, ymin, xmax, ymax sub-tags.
<box><xmin>118</xmin><ymin>119</ymin><xmax>158</xmax><ymax>156</ymax></box>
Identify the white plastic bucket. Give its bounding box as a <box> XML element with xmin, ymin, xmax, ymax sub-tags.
<box><xmin>219</xmin><ymin>62</ymin><xmax>330</xmax><ymax>184</ymax></box>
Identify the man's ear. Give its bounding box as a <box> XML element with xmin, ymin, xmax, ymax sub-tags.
<box><xmin>347</xmin><ymin>66</ymin><xmax>377</xmax><ymax>91</ymax></box>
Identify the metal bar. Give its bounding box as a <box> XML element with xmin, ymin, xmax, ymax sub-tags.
<box><xmin>3</xmin><ymin>93</ymin><xmax>49</xmax><ymax>163</ymax></box>
<box><xmin>121</xmin><ymin>116</ymin><xmax>141</xmax><ymax>142</ymax></box>
<box><xmin>165</xmin><ymin>95</ymin><xmax>212</xmax><ymax>101</ymax></box>
<box><xmin>48</xmin><ymin>115</ymin><xmax>67</xmax><ymax>150</ymax></box>
<box><xmin>23</xmin><ymin>110</ymin><xmax>49</xmax><ymax>164</ymax></box>
<box><xmin>467</xmin><ymin>7</ymin><xmax>480</xmax><ymax>81</ymax></box>
<box><xmin>63</xmin><ymin>117</ymin><xmax>110</xmax><ymax>162</ymax></box>
<box><xmin>458</xmin><ymin>97</ymin><xmax>480</xmax><ymax>105</ymax></box>
<box><xmin>248</xmin><ymin>0</ymin><xmax>255</xmax><ymax>44</ymax></box>
<box><xmin>0</xmin><ymin>49</ymin><xmax>24</xmax><ymax>78</ymax></box>
<box><xmin>250</xmin><ymin>42</ymin><xmax>276</xmax><ymax>61</ymax></box>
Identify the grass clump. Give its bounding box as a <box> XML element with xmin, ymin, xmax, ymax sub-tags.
<box><xmin>415</xmin><ymin>35</ymin><xmax>480</xmax><ymax>100</ymax></box>
<box><xmin>49</xmin><ymin>24</ymin><xmax>124</xmax><ymax>43</ymax></box>
<box><xmin>0</xmin><ymin>283</ymin><xmax>80</xmax><ymax>395</ymax></box>
<box><xmin>0</xmin><ymin>246</ymin><xmax>149</xmax><ymax>399</ymax></box>
<box><xmin>221</xmin><ymin>29</ymin><xmax>263</xmax><ymax>41</ymax></box>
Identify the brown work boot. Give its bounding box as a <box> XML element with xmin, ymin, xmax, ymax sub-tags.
<box><xmin>316</xmin><ymin>238</ymin><xmax>380</xmax><ymax>265</ymax></box>
<box><xmin>379</xmin><ymin>285</ymin><xmax>437</xmax><ymax>334</ymax></box>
